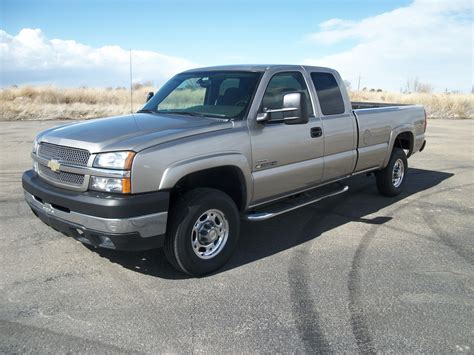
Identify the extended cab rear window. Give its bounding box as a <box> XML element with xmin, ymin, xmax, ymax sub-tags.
<box><xmin>310</xmin><ymin>72</ymin><xmax>345</xmax><ymax>116</ymax></box>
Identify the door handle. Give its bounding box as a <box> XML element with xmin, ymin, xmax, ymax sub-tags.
<box><xmin>310</xmin><ymin>127</ymin><xmax>322</xmax><ymax>138</ymax></box>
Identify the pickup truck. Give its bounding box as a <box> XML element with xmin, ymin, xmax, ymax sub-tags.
<box><xmin>22</xmin><ymin>65</ymin><xmax>427</xmax><ymax>275</ymax></box>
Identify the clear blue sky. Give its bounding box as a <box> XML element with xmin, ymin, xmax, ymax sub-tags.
<box><xmin>2</xmin><ymin>0</ymin><xmax>409</xmax><ymax>65</ymax></box>
<box><xmin>1</xmin><ymin>0</ymin><xmax>471</xmax><ymax>92</ymax></box>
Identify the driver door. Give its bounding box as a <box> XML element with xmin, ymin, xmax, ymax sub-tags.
<box><xmin>248</xmin><ymin>69</ymin><xmax>324</xmax><ymax>206</ymax></box>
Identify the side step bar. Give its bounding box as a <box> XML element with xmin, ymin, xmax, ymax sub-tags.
<box><xmin>243</xmin><ymin>183</ymin><xmax>349</xmax><ymax>221</ymax></box>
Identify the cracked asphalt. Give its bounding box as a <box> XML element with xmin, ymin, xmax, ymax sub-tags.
<box><xmin>0</xmin><ymin>119</ymin><xmax>473</xmax><ymax>353</ymax></box>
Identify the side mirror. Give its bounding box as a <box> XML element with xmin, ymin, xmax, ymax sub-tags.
<box><xmin>146</xmin><ymin>92</ymin><xmax>154</xmax><ymax>102</ymax></box>
<box><xmin>256</xmin><ymin>92</ymin><xmax>308</xmax><ymax>125</ymax></box>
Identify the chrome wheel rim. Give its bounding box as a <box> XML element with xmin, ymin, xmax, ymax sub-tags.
<box><xmin>392</xmin><ymin>159</ymin><xmax>405</xmax><ymax>188</ymax></box>
<box><xmin>191</xmin><ymin>209</ymin><xmax>229</xmax><ymax>259</ymax></box>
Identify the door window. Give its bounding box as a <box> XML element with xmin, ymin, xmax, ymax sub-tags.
<box><xmin>261</xmin><ymin>72</ymin><xmax>313</xmax><ymax>116</ymax></box>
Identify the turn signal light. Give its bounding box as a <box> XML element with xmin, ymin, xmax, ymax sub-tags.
<box><xmin>423</xmin><ymin>109</ymin><xmax>427</xmax><ymax>132</ymax></box>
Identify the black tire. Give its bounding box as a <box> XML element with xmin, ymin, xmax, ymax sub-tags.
<box><xmin>163</xmin><ymin>188</ymin><xmax>240</xmax><ymax>276</ymax></box>
<box><xmin>375</xmin><ymin>148</ymin><xmax>408</xmax><ymax>197</ymax></box>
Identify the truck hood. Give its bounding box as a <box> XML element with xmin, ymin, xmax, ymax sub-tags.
<box><xmin>38</xmin><ymin>113</ymin><xmax>233</xmax><ymax>153</ymax></box>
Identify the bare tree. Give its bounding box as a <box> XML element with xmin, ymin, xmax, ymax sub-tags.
<box><xmin>405</xmin><ymin>78</ymin><xmax>433</xmax><ymax>93</ymax></box>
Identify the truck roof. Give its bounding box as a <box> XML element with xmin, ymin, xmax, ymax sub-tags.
<box><xmin>183</xmin><ymin>64</ymin><xmax>335</xmax><ymax>73</ymax></box>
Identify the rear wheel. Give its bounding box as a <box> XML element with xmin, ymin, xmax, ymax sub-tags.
<box><xmin>164</xmin><ymin>188</ymin><xmax>240</xmax><ymax>276</ymax></box>
<box><xmin>376</xmin><ymin>148</ymin><xmax>407</xmax><ymax>197</ymax></box>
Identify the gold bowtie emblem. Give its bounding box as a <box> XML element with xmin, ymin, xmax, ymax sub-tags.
<box><xmin>47</xmin><ymin>159</ymin><xmax>61</xmax><ymax>172</ymax></box>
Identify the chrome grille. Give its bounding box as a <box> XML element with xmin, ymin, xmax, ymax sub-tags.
<box><xmin>38</xmin><ymin>164</ymin><xmax>85</xmax><ymax>186</ymax></box>
<box><xmin>38</xmin><ymin>142</ymin><xmax>90</xmax><ymax>167</ymax></box>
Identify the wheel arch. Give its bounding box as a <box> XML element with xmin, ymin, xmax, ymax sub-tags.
<box><xmin>159</xmin><ymin>153</ymin><xmax>252</xmax><ymax>211</ymax></box>
<box><xmin>383</xmin><ymin>126</ymin><xmax>415</xmax><ymax>168</ymax></box>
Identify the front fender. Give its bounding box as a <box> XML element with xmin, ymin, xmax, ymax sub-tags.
<box><xmin>159</xmin><ymin>152</ymin><xmax>253</xmax><ymax>209</ymax></box>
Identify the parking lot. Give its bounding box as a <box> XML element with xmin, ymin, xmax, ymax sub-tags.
<box><xmin>0</xmin><ymin>119</ymin><xmax>472</xmax><ymax>353</ymax></box>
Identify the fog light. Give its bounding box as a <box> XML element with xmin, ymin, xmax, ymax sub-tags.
<box><xmin>90</xmin><ymin>176</ymin><xmax>131</xmax><ymax>193</ymax></box>
<box><xmin>98</xmin><ymin>235</ymin><xmax>114</xmax><ymax>248</ymax></box>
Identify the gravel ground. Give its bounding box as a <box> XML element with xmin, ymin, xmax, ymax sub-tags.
<box><xmin>0</xmin><ymin>119</ymin><xmax>472</xmax><ymax>353</ymax></box>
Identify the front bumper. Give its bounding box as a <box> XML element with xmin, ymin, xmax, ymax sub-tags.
<box><xmin>22</xmin><ymin>170</ymin><xmax>169</xmax><ymax>251</ymax></box>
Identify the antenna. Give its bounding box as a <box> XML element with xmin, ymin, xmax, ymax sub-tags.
<box><xmin>129</xmin><ymin>49</ymin><xmax>133</xmax><ymax>114</ymax></box>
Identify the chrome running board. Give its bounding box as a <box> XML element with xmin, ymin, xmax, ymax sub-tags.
<box><xmin>243</xmin><ymin>183</ymin><xmax>349</xmax><ymax>221</ymax></box>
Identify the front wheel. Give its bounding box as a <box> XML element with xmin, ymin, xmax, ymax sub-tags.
<box><xmin>375</xmin><ymin>148</ymin><xmax>407</xmax><ymax>197</ymax></box>
<box><xmin>164</xmin><ymin>188</ymin><xmax>240</xmax><ymax>276</ymax></box>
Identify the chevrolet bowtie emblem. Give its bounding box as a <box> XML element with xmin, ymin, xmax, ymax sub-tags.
<box><xmin>47</xmin><ymin>159</ymin><xmax>61</xmax><ymax>172</ymax></box>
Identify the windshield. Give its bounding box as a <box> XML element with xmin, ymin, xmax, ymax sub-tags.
<box><xmin>140</xmin><ymin>71</ymin><xmax>261</xmax><ymax>119</ymax></box>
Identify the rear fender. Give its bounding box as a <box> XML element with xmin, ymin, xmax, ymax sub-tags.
<box><xmin>383</xmin><ymin>125</ymin><xmax>415</xmax><ymax>168</ymax></box>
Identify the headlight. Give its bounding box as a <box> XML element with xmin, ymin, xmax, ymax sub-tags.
<box><xmin>90</xmin><ymin>176</ymin><xmax>131</xmax><ymax>194</ymax></box>
<box><xmin>91</xmin><ymin>151</ymin><xmax>135</xmax><ymax>193</ymax></box>
<box><xmin>93</xmin><ymin>151</ymin><xmax>135</xmax><ymax>170</ymax></box>
<box><xmin>32</xmin><ymin>137</ymin><xmax>39</xmax><ymax>154</ymax></box>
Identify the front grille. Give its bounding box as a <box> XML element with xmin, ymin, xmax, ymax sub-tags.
<box><xmin>38</xmin><ymin>164</ymin><xmax>85</xmax><ymax>186</ymax></box>
<box><xmin>38</xmin><ymin>142</ymin><xmax>90</xmax><ymax>167</ymax></box>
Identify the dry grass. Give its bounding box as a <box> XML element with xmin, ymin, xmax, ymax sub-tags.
<box><xmin>0</xmin><ymin>86</ymin><xmax>154</xmax><ymax>121</ymax></box>
<box><xmin>0</xmin><ymin>85</ymin><xmax>472</xmax><ymax>120</ymax></box>
<box><xmin>349</xmin><ymin>90</ymin><xmax>473</xmax><ymax>119</ymax></box>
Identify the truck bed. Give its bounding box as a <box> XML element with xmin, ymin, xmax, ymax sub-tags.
<box><xmin>352</xmin><ymin>103</ymin><xmax>425</xmax><ymax>173</ymax></box>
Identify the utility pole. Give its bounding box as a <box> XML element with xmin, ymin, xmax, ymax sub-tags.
<box><xmin>129</xmin><ymin>49</ymin><xmax>133</xmax><ymax>114</ymax></box>
<box><xmin>357</xmin><ymin>75</ymin><xmax>361</xmax><ymax>91</ymax></box>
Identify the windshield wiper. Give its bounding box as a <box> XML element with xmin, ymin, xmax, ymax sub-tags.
<box><xmin>203</xmin><ymin>113</ymin><xmax>228</xmax><ymax>119</ymax></box>
<box><xmin>157</xmin><ymin>110</ymin><xmax>202</xmax><ymax>117</ymax></box>
<box><xmin>136</xmin><ymin>109</ymin><xmax>156</xmax><ymax>114</ymax></box>
<box><xmin>156</xmin><ymin>110</ymin><xmax>231</xmax><ymax>121</ymax></box>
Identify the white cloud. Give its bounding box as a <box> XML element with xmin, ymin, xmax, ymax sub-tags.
<box><xmin>0</xmin><ymin>28</ymin><xmax>196</xmax><ymax>87</ymax></box>
<box><xmin>303</xmin><ymin>0</ymin><xmax>473</xmax><ymax>92</ymax></box>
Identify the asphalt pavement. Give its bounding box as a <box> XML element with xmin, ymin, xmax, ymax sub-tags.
<box><xmin>0</xmin><ymin>119</ymin><xmax>473</xmax><ymax>353</ymax></box>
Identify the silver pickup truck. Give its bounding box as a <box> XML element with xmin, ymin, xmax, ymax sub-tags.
<box><xmin>22</xmin><ymin>65</ymin><xmax>426</xmax><ymax>275</ymax></box>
